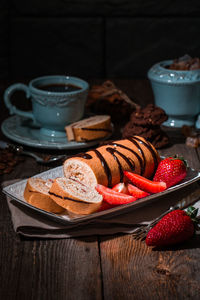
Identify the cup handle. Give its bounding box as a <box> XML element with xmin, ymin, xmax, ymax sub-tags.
<box><xmin>4</xmin><ymin>83</ymin><xmax>35</xmax><ymax>121</ymax></box>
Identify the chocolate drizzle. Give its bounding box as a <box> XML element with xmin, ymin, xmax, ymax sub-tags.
<box><xmin>106</xmin><ymin>147</ymin><xmax>135</xmax><ymax>182</ymax></box>
<box><xmin>49</xmin><ymin>192</ymin><xmax>89</xmax><ymax>204</ymax></box>
<box><xmin>129</xmin><ymin>136</ymin><xmax>158</xmax><ymax>170</ymax></box>
<box><xmin>81</xmin><ymin>127</ymin><xmax>112</xmax><ymax>132</ymax></box>
<box><xmin>72</xmin><ymin>153</ymin><xmax>92</xmax><ymax>159</ymax></box>
<box><xmin>110</xmin><ymin>142</ymin><xmax>144</xmax><ymax>175</ymax></box>
<box><xmin>92</xmin><ymin>149</ymin><xmax>112</xmax><ymax>187</ymax></box>
<box><xmin>126</xmin><ymin>139</ymin><xmax>145</xmax><ymax>175</ymax></box>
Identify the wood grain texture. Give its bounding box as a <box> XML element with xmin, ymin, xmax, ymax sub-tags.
<box><xmin>99</xmin><ymin>143</ymin><xmax>200</xmax><ymax>300</ymax></box>
<box><xmin>0</xmin><ymin>233</ymin><xmax>102</xmax><ymax>300</ymax></box>
<box><xmin>100</xmin><ymin>234</ymin><xmax>200</xmax><ymax>300</ymax></box>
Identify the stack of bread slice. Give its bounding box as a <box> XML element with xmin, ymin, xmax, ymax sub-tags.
<box><xmin>24</xmin><ymin>136</ymin><xmax>160</xmax><ymax>216</ymax></box>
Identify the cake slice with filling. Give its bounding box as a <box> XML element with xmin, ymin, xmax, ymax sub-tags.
<box><xmin>49</xmin><ymin>177</ymin><xmax>103</xmax><ymax>215</ymax></box>
<box><xmin>24</xmin><ymin>177</ymin><xmax>64</xmax><ymax>213</ymax></box>
<box><xmin>65</xmin><ymin>115</ymin><xmax>112</xmax><ymax>142</ymax></box>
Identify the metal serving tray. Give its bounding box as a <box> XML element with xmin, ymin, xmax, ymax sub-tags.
<box><xmin>3</xmin><ymin>165</ymin><xmax>200</xmax><ymax>225</ymax></box>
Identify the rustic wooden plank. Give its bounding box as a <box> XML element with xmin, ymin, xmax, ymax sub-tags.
<box><xmin>0</xmin><ymin>160</ymin><xmax>102</xmax><ymax>300</ymax></box>
<box><xmin>100</xmin><ymin>234</ymin><xmax>200</xmax><ymax>300</ymax></box>
<box><xmin>100</xmin><ymin>143</ymin><xmax>200</xmax><ymax>300</ymax></box>
<box><xmin>0</xmin><ymin>231</ymin><xmax>102</xmax><ymax>300</ymax></box>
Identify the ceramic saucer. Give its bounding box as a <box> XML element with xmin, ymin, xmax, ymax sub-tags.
<box><xmin>1</xmin><ymin>115</ymin><xmax>113</xmax><ymax>150</ymax></box>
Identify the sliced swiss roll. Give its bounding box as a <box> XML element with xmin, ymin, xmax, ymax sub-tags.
<box><xmin>63</xmin><ymin>136</ymin><xmax>160</xmax><ymax>188</ymax></box>
<box><xmin>49</xmin><ymin>177</ymin><xmax>103</xmax><ymax>215</ymax></box>
<box><xmin>24</xmin><ymin>178</ymin><xmax>64</xmax><ymax>213</ymax></box>
<box><xmin>65</xmin><ymin>115</ymin><xmax>112</xmax><ymax>142</ymax></box>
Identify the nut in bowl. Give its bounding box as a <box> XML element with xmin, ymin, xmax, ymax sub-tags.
<box><xmin>148</xmin><ymin>55</ymin><xmax>200</xmax><ymax>128</ymax></box>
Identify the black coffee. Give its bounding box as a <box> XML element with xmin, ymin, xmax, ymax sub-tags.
<box><xmin>38</xmin><ymin>83</ymin><xmax>81</xmax><ymax>93</ymax></box>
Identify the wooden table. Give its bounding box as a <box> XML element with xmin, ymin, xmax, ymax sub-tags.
<box><xmin>1</xmin><ymin>80</ymin><xmax>200</xmax><ymax>300</ymax></box>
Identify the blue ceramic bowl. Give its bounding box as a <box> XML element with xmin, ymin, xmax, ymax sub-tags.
<box><xmin>148</xmin><ymin>60</ymin><xmax>200</xmax><ymax>127</ymax></box>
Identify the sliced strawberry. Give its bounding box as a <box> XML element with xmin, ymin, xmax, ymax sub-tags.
<box><xmin>96</xmin><ymin>184</ymin><xmax>137</xmax><ymax>205</ymax></box>
<box><xmin>124</xmin><ymin>171</ymin><xmax>167</xmax><ymax>194</ymax></box>
<box><xmin>127</xmin><ymin>183</ymin><xmax>150</xmax><ymax>199</ymax></box>
<box><xmin>112</xmin><ymin>182</ymin><xmax>130</xmax><ymax>194</ymax></box>
<box><xmin>97</xmin><ymin>201</ymin><xmax>114</xmax><ymax>212</ymax></box>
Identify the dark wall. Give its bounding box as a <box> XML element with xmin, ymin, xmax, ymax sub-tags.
<box><xmin>1</xmin><ymin>0</ymin><xmax>200</xmax><ymax>80</ymax></box>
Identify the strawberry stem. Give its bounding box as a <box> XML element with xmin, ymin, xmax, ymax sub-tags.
<box><xmin>186</xmin><ymin>206</ymin><xmax>199</xmax><ymax>223</ymax></box>
<box><xmin>173</xmin><ymin>155</ymin><xmax>188</xmax><ymax>167</ymax></box>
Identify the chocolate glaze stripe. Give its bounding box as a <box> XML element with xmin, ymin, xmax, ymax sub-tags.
<box><xmin>130</xmin><ymin>136</ymin><xmax>159</xmax><ymax>171</ymax></box>
<box><xmin>92</xmin><ymin>149</ymin><xmax>112</xmax><ymax>187</ymax></box>
<box><xmin>110</xmin><ymin>142</ymin><xmax>144</xmax><ymax>175</ymax></box>
<box><xmin>71</xmin><ymin>153</ymin><xmax>93</xmax><ymax>159</ymax></box>
<box><xmin>126</xmin><ymin>139</ymin><xmax>145</xmax><ymax>175</ymax></box>
<box><xmin>81</xmin><ymin>127</ymin><xmax>112</xmax><ymax>132</ymax></box>
<box><xmin>28</xmin><ymin>189</ymin><xmax>41</xmax><ymax>194</ymax></box>
<box><xmin>106</xmin><ymin>148</ymin><xmax>123</xmax><ymax>182</ymax></box>
<box><xmin>49</xmin><ymin>192</ymin><xmax>89</xmax><ymax>204</ymax></box>
<box><xmin>106</xmin><ymin>147</ymin><xmax>135</xmax><ymax>182</ymax></box>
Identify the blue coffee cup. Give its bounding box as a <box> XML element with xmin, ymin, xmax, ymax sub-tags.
<box><xmin>4</xmin><ymin>75</ymin><xmax>89</xmax><ymax>137</ymax></box>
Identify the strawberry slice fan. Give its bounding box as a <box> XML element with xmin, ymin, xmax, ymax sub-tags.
<box><xmin>112</xmin><ymin>182</ymin><xmax>149</xmax><ymax>199</ymax></box>
<box><xmin>127</xmin><ymin>183</ymin><xmax>149</xmax><ymax>199</ymax></box>
<box><xmin>145</xmin><ymin>206</ymin><xmax>200</xmax><ymax>247</ymax></box>
<box><xmin>123</xmin><ymin>171</ymin><xmax>167</xmax><ymax>193</ymax></box>
<box><xmin>112</xmin><ymin>182</ymin><xmax>129</xmax><ymax>194</ymax></box>
<box><xmin>96</xmin><ymin>184</ymin><xmax>137</xmax><ymax>205</ymax></box>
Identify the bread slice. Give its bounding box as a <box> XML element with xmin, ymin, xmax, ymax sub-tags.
<box><xmin>49</xmin><ymin>177</ymin><xmax>103</xmax><ymax>215</ymax></box>
<box><xmin>24</xmin><ymin>178</ymin><xmax>64</xmax><ymax>213</ymax></box>
<box><xmin>65</xmin><ymin>115</ymin><xmax>112</xmax><ymax>142</ymax></box>
<box><xmin>63</xmin><ymin>136</ymin><xmax>160</xmax><ymax>188</ymax></box>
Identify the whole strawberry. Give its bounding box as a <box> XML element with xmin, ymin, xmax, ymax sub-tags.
<box><xmin>153</xmin><ymin>156</ymin><xmax>187</xmax><ymax>188</ymax></box>
<box><xmin>146</xmin><ymin>207</ymin><xmax>198</xmax><ymax>247</ymax></box>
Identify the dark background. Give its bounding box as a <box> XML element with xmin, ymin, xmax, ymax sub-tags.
<box><xmin>1</xmin><ymin>0</ymin><xmax>200</xmax><ymax>81</ymax></box>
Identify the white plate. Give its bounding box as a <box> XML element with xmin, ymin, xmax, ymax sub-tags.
<box><xmin>1</xmin><ymin>115</ymin><xmax>113</xmax><ymax>150</ymax></box>
<box><xmin>3</xmin><ymin>165</ymin><xmax>200</xmax><ymax>225</ymax></box>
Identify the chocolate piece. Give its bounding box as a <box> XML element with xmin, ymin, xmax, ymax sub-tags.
<box><xmin>150</xmin><ymin>132</ymin><xmax>170</xmax><ymax>149</ymax></box>
<box><xmin>181</xmin><ymin>125</ymin><xmax>197</xmax><ymax>138</ymax></box>
<box><xmin>167</xmin><ymin>55</ymin><xmax>200</xmax><ymax>71</ymax></box>
<box><xmin>86</xmin><ymin>80</ymin><xmax>139</xmax><ymax>123</ymax></box>
<box><xmin>123</xmin><ymin>123</ymin><xmax>162</xmax><ymax>139</ymax></box>
<box><xmin>130</xmin><ymin>104</ymin><xmax>168</xmax><ymax>126</ymax></box>
<box><xmin>186</xmin><ymin>136</ymin><xmax>199</xmax><ymax>148</ymax></box>
<box><xmin>0</xmin><ymin>147</ymin><xmax>24</xmax><ymax>175</ymax></box>
<box><xmin>122</xmin><ymin>104</ymin><xmax>169</xmax><ymax>149</ymax></box>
